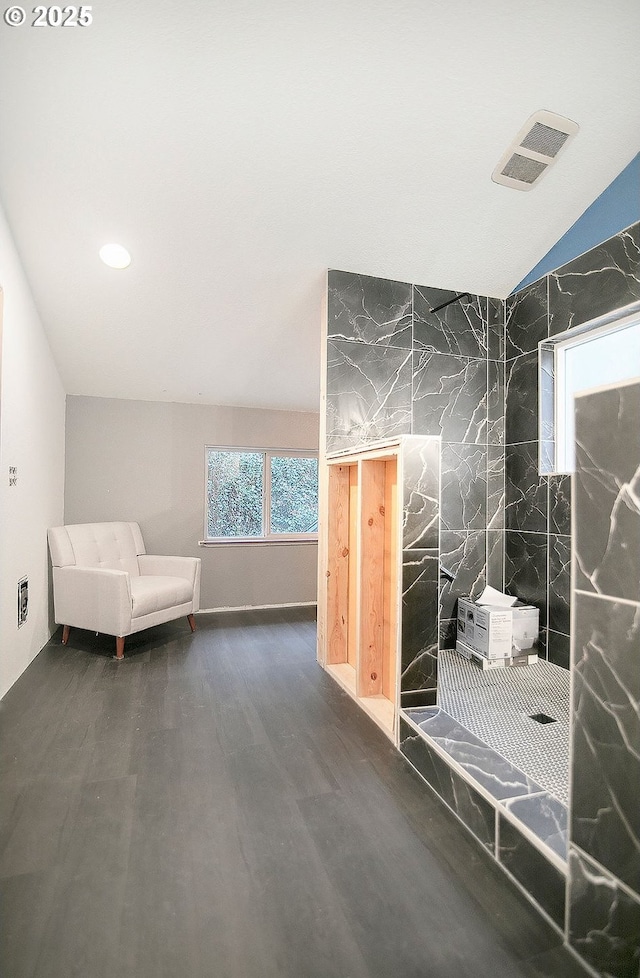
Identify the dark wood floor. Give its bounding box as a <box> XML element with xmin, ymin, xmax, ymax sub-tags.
<box><xmin>0</xmin><ymin>608</ymin><xmax>588</xmax><ymax>978</ymax></box>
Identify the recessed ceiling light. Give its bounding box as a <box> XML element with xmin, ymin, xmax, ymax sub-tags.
<box><xmin>99</xmin><ymin>242</ymin><xmax>131</xmax><ymax>269</ymax></box>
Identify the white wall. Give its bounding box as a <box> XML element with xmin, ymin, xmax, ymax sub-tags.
<box><xmin>0</xmin><ymin>206</ymin><xmax>66</xmax><ymax>699</ymax></box>
<box><xmin>65</xmin><ymin>395</ymin><xmax>319</xmax><ymax>610</ymax></box>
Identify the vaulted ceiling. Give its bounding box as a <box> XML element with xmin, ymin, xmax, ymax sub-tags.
<box><xmin>1</xmin><ymin>0</ymin><xmax>639</xmax><ymax>412</ymax></box>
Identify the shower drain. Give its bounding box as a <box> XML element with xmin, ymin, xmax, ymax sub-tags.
<box><xmin>529</xmin><ymin>713</ymin><xmax>557</xmax><ymax>724</ymax></box>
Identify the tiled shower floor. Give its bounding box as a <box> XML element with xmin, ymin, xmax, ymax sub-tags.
<box><xmin>437</xmin><ymin>651</ymin><xmax>570</xmax><ymax>806</ymax></box>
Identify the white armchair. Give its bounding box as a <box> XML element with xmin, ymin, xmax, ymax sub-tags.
<box><xmin>48</xmin><ymin>521</ymin><xmax>201</xmax><ymax>659</ymax></box>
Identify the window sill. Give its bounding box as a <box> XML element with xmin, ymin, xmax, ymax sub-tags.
<box><xmin>199</xmin><ymin>538</ymin><xmax>318</xmax><ymax>548</ymax></box>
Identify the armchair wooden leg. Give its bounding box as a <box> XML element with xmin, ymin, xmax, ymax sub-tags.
<box><xmin>187</xmin><ymin>614</ymin><xmax>196</xmax><ymax>633</ymax></box>
<box><xmin>62</xmin><ymin>625</ymin><xmax>70</xmax><ymax>645</ymax></box>
<box><xmin>115</xmin><ymin>637</ymin><xmax>125</xmax><ymax>660</ymax></box>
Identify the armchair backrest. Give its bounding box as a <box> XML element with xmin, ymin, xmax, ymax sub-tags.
<box><xmin>48</xmin><ymin>522</ymin><xmax>146</xmax><ymax>577</ymax></box>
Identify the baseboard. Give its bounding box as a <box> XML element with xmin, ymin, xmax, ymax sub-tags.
<box><xmin>197</xmin><ymin>601</ymin><xmax>317</xmax><ymax>614</ymax></box>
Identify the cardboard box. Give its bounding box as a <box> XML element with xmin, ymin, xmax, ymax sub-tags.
<box><xmin>456</xmin><ymin>597</ymin><xmax>539</xmax><ymax>659</ymax></box>
<box><xmin>455</xmin><ymin>638</ymin><xmax>538</xmax><ymax>669</ymax></box>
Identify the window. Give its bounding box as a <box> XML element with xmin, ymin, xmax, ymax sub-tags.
<box><xmin>205</xmin><ymin>448</ymin><xmax>318</xmax><ymax>542</ymax></box>
<box><xmin>539</xmin><ymin>302</ymin><xmax>640</xmax><ymax>474</ymax></box>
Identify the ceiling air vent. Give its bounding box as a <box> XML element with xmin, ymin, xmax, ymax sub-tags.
<box><xmin>492</xmin><ymin>110</ymin><xmax>579</xmax><ymax>191</ymax></box>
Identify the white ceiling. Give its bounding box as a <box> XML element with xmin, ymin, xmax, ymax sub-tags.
<box><xmin>1</xmin><ymin>0</ymin><xmax>639</xmax><ymax>413</ymax></box>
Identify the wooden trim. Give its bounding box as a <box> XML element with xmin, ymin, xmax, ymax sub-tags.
<box><xmin>326</xmin><ymin>464</ymin><xmax>351</xmax><ymax>665</ymax></box>
<box><xmin>358</xmin><ymin>459</ymin><xmax>387</xmax><ymax>697</ymax></box>
<box><xmin>316</xmin><ymin>275</ymin><xmax>329</xmax><ymax>667</ymax></box>
<box><xmin>382</xmin><ymin>459</ymin><xmax>399</xmax><ymax>703</ymax></box>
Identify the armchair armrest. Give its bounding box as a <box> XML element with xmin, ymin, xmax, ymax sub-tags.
<box><xmin>137</xmin><ymin>555</ymin><xmax>201</xmax><ymax>612</ymax></box>
<box><xmin>52</xmin><ymin>565</ymin><xmax>133</xmax><ymax>637</ymax></box>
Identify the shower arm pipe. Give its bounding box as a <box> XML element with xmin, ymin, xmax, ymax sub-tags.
<box><xmin>429</xmin><ymin>292</ymin><xmax>470</xmax><ymax>314</ymax></box>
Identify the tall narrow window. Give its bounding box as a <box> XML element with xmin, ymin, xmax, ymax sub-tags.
<box><xmin>205</xmin><ymin>448</ymin><xmax>318</xmax><ymax>542</ymax></box>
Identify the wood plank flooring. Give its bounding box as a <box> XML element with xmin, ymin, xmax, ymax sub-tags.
<box><xmin>0</xmin><ymin>608</ymin><xmax>588</xmax><ymax>978</ymax></box>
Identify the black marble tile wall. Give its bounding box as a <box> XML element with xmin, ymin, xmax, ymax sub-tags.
<box><xmin>572</xmin><ymin>593</ymin><xmax>640</xmax><ymax>888</ymax></box>
<box><xmin>399</xmin><ymin>718</ymin><xmax>495</xmax><ymax>851</ymax></box>
<box><xmin>440</xmin><ymin>443</ymin><xmax>487</xmax><ymax>532</ymax></box>
<box><xmin>498</xmin><ymin>815</ymin><xmax>566</xmax><ymax>929</ymax></box>
<box><xmin>504</xmin><ymin>531</ymin><xmax>547</xmax><ymax>626</ymax></box>
<box><xmin>439</xmin><ymin>530</ymin><xmax>486</xmax><ymax>622</ymax></box>
<box><xmin>326</xmin><ymin>338</ymin><xmax>412</xmax><ymax>453</ymax></box>
<box><xmin>549</xmin><ymin>224</ymin><xmax>640</xmax><ymax>335</ymax></box>
<box><xmin>412</xmin><ymin>351</ymin><xmax>488</xmax><ymax>443</ymax></box>
<box><xmin>505</xmin><ymin>278</ymin><xmax>548</xmax><ymax>359</ymax></box>
<box><xmin>573</xmin><ymin>382</ymin><xmax>640</xmax><ymax>601</ymax></box>
<box><xmin>571</xmin><ymin>381</ymin><xmax>640</xmax><ymax>895</ymax></box>
<box><xmin>328</xmin><ymin>270</ymin><xmax>412</xmax><ymax>346</ymax></box>
<box><xmin>399</xmin><ymin>437</ymin><xmax>441</xmax><ymax>698</ymax></box>
<box><xmin>568</xmin><ymin>847</ymin><xmax>640</xmax><ymax>978</ymax></box>
<box><xmin>401</xmin><ymin>549</ymin><xmax>439</xmax><ymax>694</ymax></box>
<box><xmin>402</xmin><ymin>437</ymin><xmax>440</xmax><ymax>550</ymax></box>
<box><xmin>505</xmin><ymin>442</ymin><xmax>547</xmax><ymax>533</ymax></box>
<box><xmin>569</xmin><ymin>378</ymin><xmax>640</xmax><ymax>977</ymax></box>
<box><xmin>504</xmin><ymin>350</ymin><xmax>540</xmax><ymax>446</ymax></box>
<box><xmin>326</xmin><ymin>270</ymin><xmax>501</xmax><ymax>681</ymax></box>
<box><xmin>548</xmin><ymin>474</ymin><xmax>571</xmax><ymax>536</ymax></box>
<box><xmin>547</xmin><ymin>535</ymin><xmax>571</xmax><ymax>636</ymax></box>
<box><xmin>413</xmin><ymin>287</ymin><xmax>486</xmax><ymax>359</ymax></box>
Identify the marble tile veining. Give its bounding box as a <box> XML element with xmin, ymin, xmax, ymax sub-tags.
<box><xmin>487</xmin><ymin>446</ymin><xmax>505</xmax><ymax>531</ymax></box>
<box><xmin>487</xmin><ymin>358</ymin><xmax>505</xmax><ymax>447</ymax></box>
<box><xmin>548</xmin><ymin>474</ymin><xmax>572</xmax><ymax>536</ymax></box>
<box><xmin>412</xmin><ymin>351</ymin><xmax>488</xmax><ymax>444</ymax></box>
<box><xmin>326</xmin><ymin>338</ymin><xmax>412</xmax><ymax>453</ymax></box>
<box><xmin>487</xmin><ymin>296</ymin><xmax>504</xmax><ymax>362</ymax></box>
<box><xmin>505</xmin><ymin>442</ymin><xmax>548</xmax><ymax>533</ymax></box>
<box><xmin>568</xmin><ymin>846</ymin><xmax>640</xmax><ymax>978</ymax></box>
<box><xmin>549</xmin><ymin>224</ymin><xmax>640</xmax><ymax>335</ymax></box>
<box><xmin>571</xmin><ymin>592</ymin><xmax>640</xmax><ymax>892</ymax></box>
<box><xmin>440</xmin><ymin>443</ymin><xmax>487</xmax><ymax>532</ymax></box>
<box><xmin>327</xmin><ymin>269</ymin><xmax>412</xmax><ymax>347</ymax></box>
<box><xmin>499</xmin><ymin>816</ymin><xmax>566</xmax><ymax>927</ymax></box>
<box><xmin>404</xmin><ymin>708</ymin><xmax>545</xmax><ymax>802</ymax></box>
<box><xmin>573</xmin><ymin>381</ymin><xmax>640</xmax><ymax>601</ymax></box>
<box><xmin>399</xmin><ymin>717</ymin><xmax>495</xmax><ymax>851</ymax></box>
<box><xmin>487</xmin><ymin>529</ymin><xmax>505</xmax><ymax>591</ymax></box>
<box><xmin>548</xmin><ymin>535</ymin><xmax>571</xmax><ymax>636</ymax></box>
<box><xmin>506</xmin><ymin>279</ymin><xmax>549</xmax><ymax>359</ymax></box>
<box><xmin>439</xmin><ymin>530</ymin><xmax>486</xmax><ymax>621</ymax></box>
<box><xmin>401</xmin><ymin>549</ymin><xmax>439</xmax><ymax>691</ymax></box>
<box><xmin>503</xmin><ymin>793</ymin><xmax>567</xmax><ymax>862</ymax></box>
<box><xmin>402</xmin><ymin>437</ymin><xmax>440</xmax><ymax>550</ymax></box>
<box><xmin>413</xmin><ymin>286</ymin><xmax>487</xmax><ymax>359</ymax></box>
<box><xmin>505</xmin><ymin>351</ymin><xmax>539</xmax><ymax>446</ymax></box>
<box><xmin>504</xmin><ymin>531</ymin><xmax>548</xmax><ymax>625</ymax></box>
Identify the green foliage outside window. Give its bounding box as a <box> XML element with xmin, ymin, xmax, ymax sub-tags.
<box><xmin>270</xmin><ymin>456</ymin><xmax>318</xmax><ymax>533</ymax></box>
<box><xmin>206</xmin><ymin>449</ymin><xmax>318</xmax><ymax>539</ymax></box>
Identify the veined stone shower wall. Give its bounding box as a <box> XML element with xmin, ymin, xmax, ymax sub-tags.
<box><xmin>326</xmin><ymin>271</ymin><xmax>505</xmax><ymax>706</ymax></box>
<box><xmin>504</xmin><ymin>222</ymin><xmax>640</xmax><ymax>670</ymax></box>
<box><xmin>326</xmin><ymin>222</ymin><xmax>640</xmax><ymax>691</ymax></box>
<box><xmin>324</xmin><ymin>222</ymin><xmax>640</xmax><ymax>977</ymax></box>
<box><xmin>569</xmin><ymin>379</ymin><xmax>640</xmax><ymax>977</ymax></box>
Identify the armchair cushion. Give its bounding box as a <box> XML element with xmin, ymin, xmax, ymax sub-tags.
<box><xmin>130</xmin><ymin>576</ymin><xmax>193</xmax><ymax>618</ymax></box>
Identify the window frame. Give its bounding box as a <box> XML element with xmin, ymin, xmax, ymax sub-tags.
<box><xmin>538</xmin><ymin>299</ymin><xmax>640</xmax><ymax>475</ymax></box>
<box><xmin>202</xmin><ymin>446</ymin><xmax>319</xmax><ymax>545</ymax></box>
